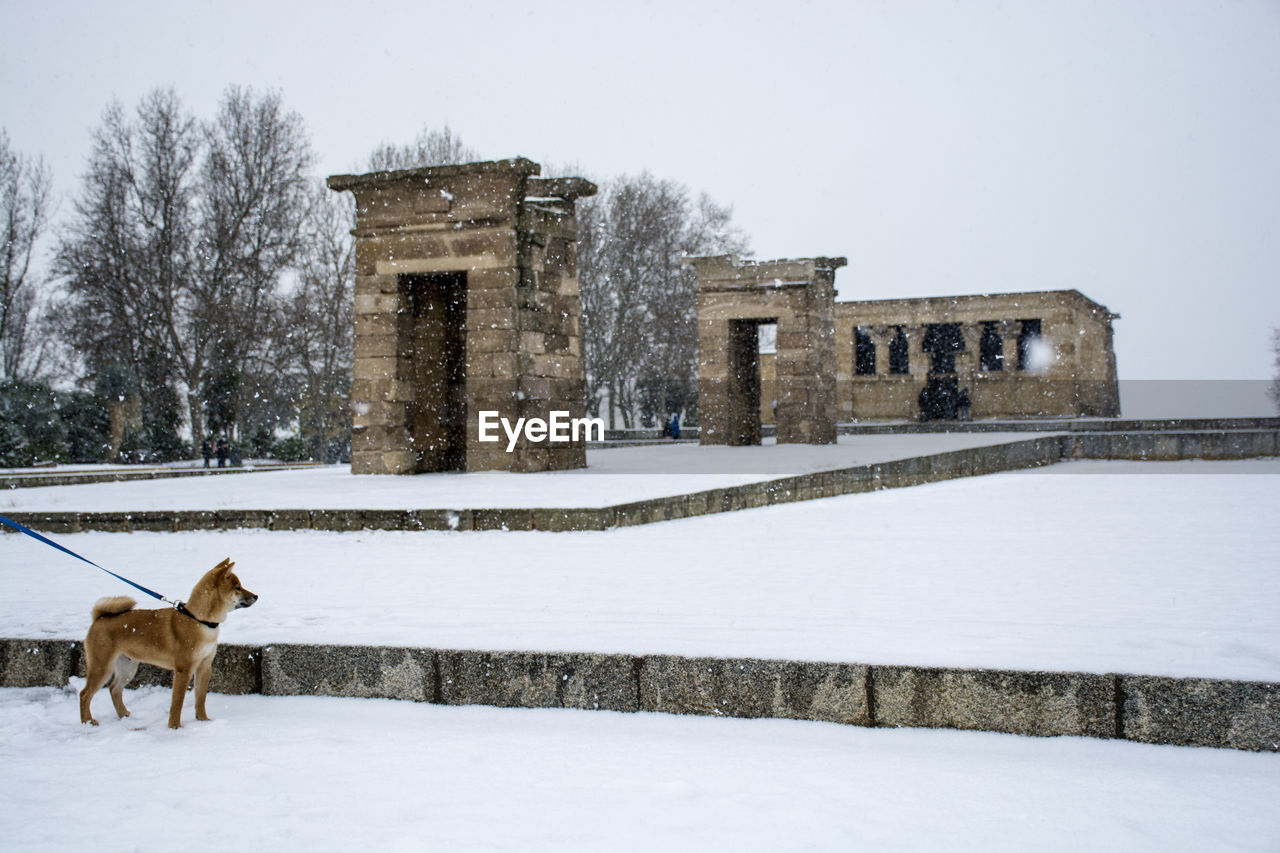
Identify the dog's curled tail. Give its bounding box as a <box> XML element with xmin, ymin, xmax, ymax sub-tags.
<box><xmin>91</xmin><ymin>596</ymin><xmax>136</xmax><ymax>620</ymax></box>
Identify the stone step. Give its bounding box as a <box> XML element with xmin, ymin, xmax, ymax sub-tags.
<box><xmin>2</xmin><ymin>431</ymin><xmax>1276</xmax><ymax>535</ymax></box>
<box><xmin>3</xmin><ymin>637</ymin><xmax>1274</xmax><ymax>752</ymax></box>
<box><xmin>0</xmin><ymin>461</ymin><xmax>324</xmax><ymax>490</ymax></box>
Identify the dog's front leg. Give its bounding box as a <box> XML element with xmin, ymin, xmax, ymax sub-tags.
<box><xmin>168</xmin><ymin>668</ymin><xmax>192</xmax><ymax>729</ymax></box>
<box><xmin>193</xmin><ymin>657</ymin><xmax>213</xmax><ymax>722</ymax></box>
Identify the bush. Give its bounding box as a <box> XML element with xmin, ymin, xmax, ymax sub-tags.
<box><xmin>271</xmin><ymin>434</ymin><xmax>315</xmax><ymax>463</ymax></box>
<box><xmin>245</xmin><ymin>424</ymin><xmax>276</xmax><ymax>459</ymax></box>
<box><xmin>0</xmin><ymin>380</ymin><xmax>68</xmax><ymax>467</ymax></box>
<box><xmin>58</xmin><ymin>390</ymin><xmax>111</xmax><ymax>463</ymax></box>
<box><xmin>139</xmin><ymin>382</ymin><xmax>188</xmax><ymax>463</ymax></box>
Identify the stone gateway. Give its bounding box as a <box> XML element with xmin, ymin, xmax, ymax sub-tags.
<box><xmin>328</xmin><ymin>158</ymin><xmax>596</xmax><ymax>474</ymax></box>
<box><xmin>688</xmin><ymin>255</ymin><xmax>846</xmax><ymax>446</ymax></box>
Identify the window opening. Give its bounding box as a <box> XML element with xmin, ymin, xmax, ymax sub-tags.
<box><xmin>979</xmin><ymin>322</ymin><xmax>1003</xmax><ymax>372</ymax></box>
<box><xmin>888</xmin><ymin>326</ymin><xmax>909</xmax><ymax>374</ymax></box>
<box><xmin>1017</xmin><ymin>319</ymin><xmax>1043</xmax><ymax>371</ymax></box>
<box><xmin>855</xmin><ymin>327</ymin><xmax>876</xmax><ymax>375</ymax></box>
<box><xmin>922</xmin><ymin>323</ymin><xmax>964</xmax><ymax>375</ymax></box>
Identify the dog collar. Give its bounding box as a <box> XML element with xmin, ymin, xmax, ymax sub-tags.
<box><xmin>175</xmin><ymin>601</ymin><xmax>221</xmax><ymax>630</ymax></box>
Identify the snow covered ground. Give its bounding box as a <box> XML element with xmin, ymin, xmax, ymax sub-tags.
<box><xmin>0</xmin><ymin>433</ymin><xmax>1038</xmax><ymax>510</ymax></box>
<box><xmin>0</xmin><ymin>685</ymin><xmax>1274</xmax><ymax>852</ymax></box>
<box><xmin>2</xmin><ymin>458</ymin><xmax>1278</xmax><ymax>681</ymax></box>
<box><xmin>2</xmin><ymin>451</ymin><xmax>1278</xmax><ymax>849</ymax></box>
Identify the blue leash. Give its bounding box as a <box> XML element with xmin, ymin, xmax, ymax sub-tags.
<box><xmin>0</xmin><ymin>513</ymin><xmax>174</xmax><ymax>605</ymax></box>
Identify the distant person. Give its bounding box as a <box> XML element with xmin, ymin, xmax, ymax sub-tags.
<box><xmin>215</xmin><ymin>435</ymin><xmax>229</xmax><ymax>468</ymax></box>
<box><xmin>669</xmin><ymin>413</ymin><xmax>680</xmax><ymax>440</ymax></box>
<box><xmin>201</xmin><ymin>436</ymin><xmax>212</xmax><ymax>468</ymax></box>
<box><xmin>958</xmin><ymin>388</ymin><xmax>972</xmax><ymax>421</ymax></box>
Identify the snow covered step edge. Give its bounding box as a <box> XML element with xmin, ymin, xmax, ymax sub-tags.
<box><xmin>0</xmin><ymin>436</ymin><xmax>1070</xmax><ymax>533</ymax></box>
<box><xmin>4</xmin><ymin>431</ymin><xmax>1276</xmax><ymax>536</ymax></box>
<box><xmin>0</xmin><ymin>462</ymin><xmax>322</xmax><ymax>490</ymax></box>
<box><xmin>3</xmin><ymin>638</ymin><xmax>1275</xmax><ymax>753</ymax></box>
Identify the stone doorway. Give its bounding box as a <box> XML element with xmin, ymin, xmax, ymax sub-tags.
<box><xmin>401</xmin><ymin>271</ymin><xmax>467</xmax><ymax>472</ymax></box>
<box><xmin>727</xmin><ymin>319</ymin><xmax>772</xmax><ymax>446</ymax></box>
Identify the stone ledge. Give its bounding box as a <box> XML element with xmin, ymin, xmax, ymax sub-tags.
<box><xmin>3</xmin><ymin>432</ymin><xmax>1272</xmax><ymax>537</ymax></box>
<box><xmin>438</xmin><ymin>649</ymin><xmax>636</xmax><ymax>712</ymax></box>
<box><xmin>839</xmin><ymin>418</ymin><xmax>1280</xmax><ymax>435</ymax></box>
<box><xmin>0</xmin><ymin>463</ymin><xmax>321</xmax><ymax>491</ymax></box>
<box><xmin>640</xmin><ymin>655</ymin><xmax>869</xmax><ymax>725</ymax></box>
<box><xmin>870</xmin><ymin>666</ymin><xmax>1116</xmax><ymax>739</ymax></box>
<box><xmin>1065</xmin><ymin>430</ymin><xmax>1278</xmax><ymax>461</ymax></box>
<box><xmin>1122</xmin><ymin>675</ymin><xmax>1280</xmax><ymax>752</ymax></box>
<box><xmin>4</xmin><ymin>637</ymin><xmax>1275</xmax><ymax>751</ymax></box>
<box><xmin>261</xmin><ymin>643</ymin><xmax>435</xmax><ymax>701</ymax></box>
<box><xmin>0</xmin><ymin>638</ymin><xmax>259</xmax><ymax>694</ymax></box>
<box><xmin>0</xmin><ymin>637</ymin><xmax>81</xmax><ymax>688</ymax></box>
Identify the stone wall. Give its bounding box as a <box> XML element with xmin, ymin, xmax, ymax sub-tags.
<box><xmin>1</xmin><ymin>435</ymin><xmax>1068</xmax><ymax>533</ymax></box>
<box><xmin>329</xmin><ymin>159</ymin><xmax>595</xmax><ymax>474</ymax></box>
<box><xmin>3</xmin><ymin>426</ymin><xmax>1275</xmax><ymax>534</ymax></box>
<box><xmin>4</xmin><ymin>637</ymin><xmax>1274</xmax><ymax>751</ymax></box>
<box><xmin>834</xmin><ymin>289</ymin><xmax>1120</xmax><ymax>421</ymax></box>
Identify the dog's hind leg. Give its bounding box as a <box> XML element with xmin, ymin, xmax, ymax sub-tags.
<box><xmin>79</xmin><ymin>647</ymin><xmax>114</xmax><ymax>726</ymax></box>
<box><xmin>168</xmin><ymin>667</ymin><xmax>192</xmax><ymax>729</ymax></box>
<box><xmin>193</xmin><ymin>656</ymin><xmax>214</xmax><ymax>722</ymax></box>
<box><xmin>108</xmin><ymin>655</ymin><xmax>139</xmax><ymax>719</ymax></box>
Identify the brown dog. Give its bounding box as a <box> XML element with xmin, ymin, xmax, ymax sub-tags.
<box><xmin>79</xmin><ymin>558</ymin><xmax>257</xmax><ymax>729</ymax></box>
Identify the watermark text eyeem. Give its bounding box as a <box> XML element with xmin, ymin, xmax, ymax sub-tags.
<box><xmin>478</xmin><ymin>411</ymin><xmax>605</xmax><ymax>452</ymax></box>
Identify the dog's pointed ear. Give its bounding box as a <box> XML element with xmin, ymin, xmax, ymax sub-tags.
<box><xmin>214</xmin><ymin>558</ymin><xmax>235</xmax><ymax>574</ymax></box>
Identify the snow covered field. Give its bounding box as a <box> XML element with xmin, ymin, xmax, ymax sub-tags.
<box><xmin>2</xmin><ymin>452</ymin><xmax>1278</xmax><ymax>850</ymax></box>
<box><xmin>2</xmin><ymin>685</ymin><xmax>1277</xmax><ymax>852</ymax></box>
<box><xmin>1</xmin><ymin>433</ymin><xmax>1036</xmax><ymax>510</ymax></box>
<box><xmin>2</xmin><ymin>458</ymin><xmax>1278</xmax><ymax>680</ymax></box>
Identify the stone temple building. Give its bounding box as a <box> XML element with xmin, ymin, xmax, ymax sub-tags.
<box><xmin>831</xmin><ymin>289</ymin><xmax>1121</xmax><ymax>422</ymax></box>
<box><xmin>692</xmin><ymin>256</ymin><xmax>1120</xmax><ymax>444</ymax></box>
<box><xmin>328</xmin><ymin>158</ymin><xmax>595</xmax><ymax>475</ymax></box>
<box><xmin>331</xmin><ymin>156</ymin><xmax>1121</xmax><ymax>469</ymax></box>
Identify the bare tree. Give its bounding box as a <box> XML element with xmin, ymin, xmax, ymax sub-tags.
<box><xmin>1</xmin><ymin>129</ymin><xmax>53</xmax><ymax>380</ymax></box>
<box><xmin>578</xmin><ymin>173</ymin><xmax>747</xmax><ymax>428</ymax></box>
<box><xmin>278</xmin><ymin>181</ymin><xmax>354</xmax><ymax>461</ymax></box>
<box><xmin>366</xmin><ymin>125</ymin><xmax>479</xmax><ymax>171</ymax></box>
<box><xmin>194</xmin><ymin>86</ymin><xmax>314</xmax><ymax>443</ymax></box>
<box><xmin>54</xmin><ymin>87</ymin><xmax>315</xmax><ymax>454</ymax></box>
<box><xmin>53</xmin><ymin>91</ymin><xmax>199</xmax><ymax>457</ymax></box>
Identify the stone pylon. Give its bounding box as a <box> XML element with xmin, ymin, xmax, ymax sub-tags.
<box><xmin>688</xmin><ymin>255</ymin><xmax>845</xmax><ymax>445</ymax></box>
<box><xmin>328</xmin><ymin>158</ymin><xmax>596</xmax><ymax>474</ymax></box>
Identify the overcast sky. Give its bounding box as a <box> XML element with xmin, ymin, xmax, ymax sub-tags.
<box><xmin>3</xmin><ymin>0</ymin><xmax>1277</xmax><ymax>393</ymax></box>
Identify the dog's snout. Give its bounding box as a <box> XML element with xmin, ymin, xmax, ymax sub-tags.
<box><xmin>238</xmin><ymin>591</ymin><xmax>259</xmax><ymax>609</ymax></box>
